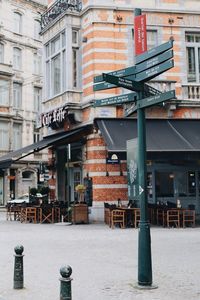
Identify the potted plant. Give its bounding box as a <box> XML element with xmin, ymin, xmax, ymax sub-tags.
<box><xmin>75</xmin><ymin>184</ymin><xmax>86</xmax><ymax>203</ymax></box>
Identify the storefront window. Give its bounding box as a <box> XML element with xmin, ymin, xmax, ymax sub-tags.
<box><xmin>188</xmin><ymin>171</ymin><xmax>196</xmax><ymax>196</ymax></box>
<box><xmin>155</xmin><ymin>171</ymin><xmax>174</xmax><ymax>197</ymax></box>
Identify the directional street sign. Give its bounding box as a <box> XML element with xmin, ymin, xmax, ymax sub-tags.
<box><xmin>94</xmin><ymin>92</ymin><xmax>137</xmax><ymax>107</ymax></box>
<box><xmin>93</xmin><ymin>81</ymin><xmax>116</xmax><ymax>91</ymax></box>
<box><xmin>134</xmin><ymin>59</ymin><xmax>174</xmax><ymax>82</ymax></box>
<box><xmin>135</xmin><ymin>39</ymin><xmax>173</xmax><ymax>64</ymax></box>
<box><xmin>135</xmin><ymin>50</ymin><xmax>173</xmax><ymax>75</ymax></box>
<box><xmin>94</xmin><ymin>65</ymin><xmax>136</xmax><ymax>84</ymax></box>
<box><xmin>102</xmin><ymin>73</ymin><xmax>144</xmax><ymax>92</ymax></box>
<box><xmin>137</xmin><ymin>90</ymin><xmax>175</xmax><ymax>109</ymax></box>
<box><xmin>124</xmin><ymin>103</ymin><xmax>137</xmax><ymax>117</ymax></box>
<box><xmin>94</xmin><ymin>49</ymin><xmax>173</xmax><ymax>84</ymax></box>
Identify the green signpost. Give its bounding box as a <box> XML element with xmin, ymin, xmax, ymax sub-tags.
<box><xmin>93</xmin><ymin>7</ymin><xmax>175</xmax><ymax>288</ymax></box>
<box><xmin>94</xmin><ymin>92</ymin><xmax>137</xmax><ymax>107</ymax></box>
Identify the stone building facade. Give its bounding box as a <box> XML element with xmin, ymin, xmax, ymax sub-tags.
<box><xmin>0</xmin><ymin>0</ymin><xmax>48</xmax><ymax>205</ymax></box>
<box><xmin>38</xmin><ymin>0</ymin><xmax>200</xmax><ymax>220</ymax></box>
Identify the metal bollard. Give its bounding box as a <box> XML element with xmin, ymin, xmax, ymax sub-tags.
<box><xmin>13</xmin><ymin>245</ymin><xmax>24</xmax><ymax>289</ymax></box>
<box><xmin>59</xmin><ymin>265</ymin><xmax>73</xmax><ymax>300</ymax></box>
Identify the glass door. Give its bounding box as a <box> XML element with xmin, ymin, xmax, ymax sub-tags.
<box><xmin>70</xmin><ymin>168</ymin><xmax>81</xmax><ymax>203</ymax></box>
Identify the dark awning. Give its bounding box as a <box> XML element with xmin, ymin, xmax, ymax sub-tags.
<box><xmin>0</xmin><ymin>125</ymin><xmax>92</xmax><ymax>168</ymax></box>
<box><xmin>95</xmin><ymin>118</ymin><xmax>200</xmax><ymax>152</ymax></box>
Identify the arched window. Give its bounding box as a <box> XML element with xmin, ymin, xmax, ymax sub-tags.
<box><xmin>22</xmin><ymin>171</ymin><xmax>33</xmax><ymax>180</ymax></box>
<box><xmin>14</xmin><ymin>12</ymin><xmax>22</xmax><ymax>34</ymax></box>
<box><xmin>0</xmin><ymin>43</ymin><xmax>4</xmax><ymax>63</ymax></box>
<box><xmin>13</xmin><ymin>47</ymin><xmax>22</xmax><ymax>70</ymax></box>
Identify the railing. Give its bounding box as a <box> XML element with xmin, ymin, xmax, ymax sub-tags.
<box><xmin>148</xmin><ymin>80</ymin><xmax>176</xmax><ymax>93</ymax></box>
<box><xmin>182</xmin><ymin>84</ymin><xmax>200</xmax><ymax>100</ymax></box>
<box><xmin>41</xmin><ymin>0</ymin><xmax>82</xmax><ymax>30</ymax></box>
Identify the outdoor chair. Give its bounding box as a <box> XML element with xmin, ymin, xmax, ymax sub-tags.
<box><xmin>111</xmin><ymin>209</ymin><xmax>125</xmax><ymax>229</ymax></box>
<box><xmin>134</xmin><ymin>208</ymin><xmax>141</xmax><ymax>228</ymax></box>
<box><xmin>182</xmin><ymin>210</ymin><xmax>195</xmax><ymax>228</ymax></box>
<box><xmin>39</xmin><ymin>205</ymin><xmax>53</xmax><ymax>223</ymax></box>
<box><xmin>20</xmin><ymin>207</ymin><xmax>37</xmax><ymax>223</ymax></box>
<box><xmin>167</xmin><ymin>209</ymin><xmax>180</xmax><ymax>228</ymax></box>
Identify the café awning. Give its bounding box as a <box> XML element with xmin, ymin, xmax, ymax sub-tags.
<box><xmin>95</xmin><ymin>118</ymin><xmax>200</xmax><ymax>152</ymax></box>
<box><xmin>0</xmin><ymin>125</ymin><xmax>92</xmax><ymax>169</ymax></box>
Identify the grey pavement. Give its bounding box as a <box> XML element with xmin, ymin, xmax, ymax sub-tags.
<box><xmin>0</xmin><ymin>211</ymin><xmax>200</xmax><ymax>300</ymax></box>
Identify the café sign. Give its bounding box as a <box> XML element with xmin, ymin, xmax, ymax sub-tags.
<box><xmin>41</xmin><ymin>107</ymin><xmax>66</xmax><ymax>127</ymax></box>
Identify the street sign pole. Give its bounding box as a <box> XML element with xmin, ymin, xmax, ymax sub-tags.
<box><xmin>135</xmin><ymin>8</ymin><xmax>153</xmax><ymax>287</ymax></box>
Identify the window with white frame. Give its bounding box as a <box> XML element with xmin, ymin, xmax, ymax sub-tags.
<box><xmin>33</xmin><ymin>53</ymin><xmax>42</xmax><ymax>75</ymax></box>
<box><xmin>33</xmin><ymin>125</ymin><xmax>40</xmax><ymax>143</ymax></box>
<box><xmin>131</xmin><ymin>29</ymin><xmax>158</xmax><ymax>60</ymax></box>
<box><xmin>13</xmin><ymin>83</ymin><xmax>22</xmax><ymax>109</ymax></box>
<box><xmin>147</xmin><ymin>30</ymin><xmax>158</xmax><ymax>50</ymax></box>
<box><xmin>0</xmin><ymin>121</ymin><xmax>9</xmax><ymax>150</ymax></box>
<box><xmin>72</xmin><ymin>29</ymin><xmax>79</xmax><ymax>88</ymax></box>
<box><xmin>0</xmin><ymin>79</ymin><xmax>9</xmax><ymax>106</ymax></box>
<box><xmin>0</xmin><ymin>43</ymin><xmax>4</xmax><ymax>63</ymax></box>
<box><xmin>186</xmin><ymin>32</ymin><xmax>200</xmax><ymax>82</ymax></box>
<box><xmin>14</xmin><ymin>12</ymin><xmax>22</xmax><ymax>34</ymax></box>
<box><xmin>13</xmin><ymin>47</ymin><xmax>22</xmax><ymax>70</ymax></box>
<box><xmin>34</xmin><ymin>19</ymin><xmax>41</xmax><ymax>40</ymax></box>
<box><xmin>45</xmin><ymin>29</ymin><xmax>80</xmax><ymax>98</ymax></box>
<box><xmin>34</xmin><ymin>87</ymin><xmax>42</xmax><ymax>112</ymax></box>
<box><xmin>13</xmin><ymin>123</ymin><xmax>22</xmax><ymax>150</ymax></box>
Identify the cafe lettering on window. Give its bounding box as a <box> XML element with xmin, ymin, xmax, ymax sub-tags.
<box><xmin>41</xmin><ymin>107</ymin><xmax>66</xmax><ymax>128</ymax></box>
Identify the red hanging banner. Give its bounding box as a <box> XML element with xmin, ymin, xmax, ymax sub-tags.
<box><xmin>134</xmin><ymin>14</ymin><xmax>147</xmax><ymax>56</ymax></box>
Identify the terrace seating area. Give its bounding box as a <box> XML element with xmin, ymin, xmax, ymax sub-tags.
<box><xmin>104</xmin><ymin>202</ymin><xmax>196</xmax><ymax>229</ymax></box>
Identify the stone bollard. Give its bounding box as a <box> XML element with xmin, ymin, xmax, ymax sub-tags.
<box><xmin>59</xmin><ymin>265</ymin><xmax>73</xmax><ymax>300</ymax></box>
<box><xmin>13</xmin><ymin>245</ymin><xmax>24</xmax><ymax>289</ymax></box>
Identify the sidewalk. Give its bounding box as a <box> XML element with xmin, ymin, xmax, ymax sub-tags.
<box><xmin>0</xmin><ymin>211</ymin><xmax>200</xmax><ymax>300</ymax></box>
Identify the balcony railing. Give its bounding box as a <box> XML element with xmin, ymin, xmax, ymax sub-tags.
<box><xmin>182</xmin><ymin>84</ymin><xmax>200</xmax><ymax>100</ymax></box>
<box><xmin>41</xmin><ymin>0</ymin><xmax>82</xmax><ymax>30</ymax></box>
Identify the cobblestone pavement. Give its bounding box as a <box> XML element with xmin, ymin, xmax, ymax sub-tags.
<box><xmin>0</xmin><ymin>212</ymin><xmax>200</xmax><ymax>300</ymax></box>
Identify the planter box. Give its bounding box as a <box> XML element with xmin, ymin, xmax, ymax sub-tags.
<box><xmin>72</xmin><ymin>204</ymin><xmax>89</xmax><ymax>224</ymax></box>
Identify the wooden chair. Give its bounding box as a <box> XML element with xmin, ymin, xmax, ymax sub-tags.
<box><xmin>167</xmin><ymin>209</ymin><xmax>180</xmax><ymax>228</ymax></box>
<box><xmin>39</xmin><ymin>206</ymin><xmax>53</xmax><ymax>223</ymax></box>
<box><xmin>111</xmin><ymin>209</ymin><xmax>125</xmax><ymax>229</ymax></box>
<box><xmin>156</xmin><ymin>208</ymin><xmax>167</xmax><ymax>227</ymax></box>
<box><xmin>104</xmin><ymin>208</ymin><xmax>111</xmax><ymax>226</ymax></box>
<box><xmin>182</xmin><ymin>210</ymin><xmax>195</xmax><ymax>228</ymax></box>
<box><xmin>134</xmin><ymin>208</ymin><xmax>140</xmax><ymax>228</ymax></box>
<box><xmin>20</xmin><ymin>207</ymin><xmax>37</xmax><ymax>223</ymax></box>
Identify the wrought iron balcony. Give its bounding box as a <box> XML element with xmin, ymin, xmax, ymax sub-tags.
<box><xmin>41</xmin><ymin>0</ymin><xmax>82</xmax><ymax>30</ymax></box>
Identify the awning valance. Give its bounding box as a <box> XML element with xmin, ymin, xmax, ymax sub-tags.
<box><xmin>0</xmin><ymin>125</ymin><xmax>92</xmax><ymax>169</ymax></box>
<box><xmin>95</xmin><ymin>118</ymin><xmax>200</xmax><ymax>152</ymax></box>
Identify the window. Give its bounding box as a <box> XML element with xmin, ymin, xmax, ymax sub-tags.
<box><xmin>52</xmin><ymin>54</ymin><xmax>61</xmax><ymax>95</ymax></box>
<box><xmin>147</xmin><ymin>30</ymin><xmax>158</xmax><ymax>50</ymax></box>
<box><xmin>45</xmin><ymin>29</ymin><xmax>80</xmax><ymax>98</ymax></box>
<box><xmin>33</xmin><ymin>126</ymin><xmax>40</xmax><ymax>143</ymax></box>
<box><xmin>0</xmin><ymin>122</ymin><xmax>9</xmax><ymax>150</ymax></box>
<box><xmin>34</xmin><ymin>87</ymin><xmax>42</xmax><ymax>112</ymax></box>
<box><xmin>0</xmin><ymin>80</ymin><xmax>9</xmax><ymax>105</ymax></box>
<box><xmin>33</xmin><ymin>53</ymin><xmax>42</xmax><ymax>75</ymax></box>
<box><xmin>186</xmin><ymin>33</ymin><xmax>200</xmax><ymax>82</ymax></box>
<box><xmin>13</xmin><ymin>123</ymin><xmax>22</xmax><ymax>150</ymax></box>
<box><xmin>0</xmin><ymin>43</ymin><xmax>4</xmax><ymax>63</ymax></box>
<box><xmin>72</xmin><ymin>30</ymin><xmax>79</xmax><ymax>88</ymax></box>
<box><xmin>34</xmin><ymin>19</ymin><xmax>41</xmax><ymax>40</ymax></box>
<box><xmin>14</xmin><ymin>12</ymin><xmax>22</xmax><ymax>34</ymax></box>
<box><xmin>155</xmin><ymin>171</ymin><xmax>174</xmax><ymax>197</ymax></box>
<box><xmin>13</xmin><ymin>47</ymin><xmax>22</xmax><ymax>70</ymax></box>
<box><xmin>22</xmin><ymin>171</ymin><xmax>33</xmax><ymax>179</ymax></box>
<box><xmin>13</xmin><ymin>83</ymin><xmax>22</xmax><ymax>109</ymax></box>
